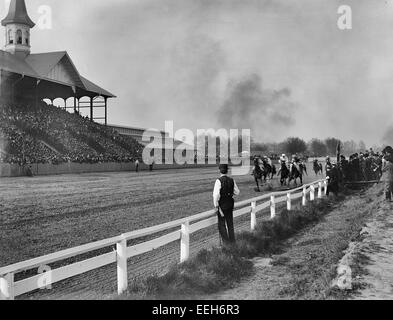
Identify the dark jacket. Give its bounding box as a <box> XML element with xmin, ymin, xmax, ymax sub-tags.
<box><xmin>219</xmin><ymin>176</ymin><xmax>235</xmax><ymax>211</ymax></box>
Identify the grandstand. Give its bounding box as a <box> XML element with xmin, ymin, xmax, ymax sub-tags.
<box><xmin>0</xmin><ymin>0</ymin><xmax>165</xmax><ymax>168</ymax></box>
<box><xmin>0</xmin><ymin>0</ymin><xmax>115</xmax><ymax>123</ymax></box>
<box><xmin>108</xmin><ymin>124</ymin><xmax>196</xmax><ymax>160</ymax></box>
<box><xmin>0</xmin><ymin>102</ymin><xmax>143</xmax><ymax>165</ymax></box>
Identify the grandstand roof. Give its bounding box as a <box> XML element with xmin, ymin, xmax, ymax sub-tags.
<box><xmin>0</xmin><ymin>50</ymin><xmax>38</xmax><ymax>78</ymax></box>
<box><xmin>0</xmin><ymin>50</ymin><xmax>116</xmax><ymax>98</ymax></box>
<box><xmin>108</xmin><ymin>124</ymin><xmax>195</xmax><ymax>151</ymax></box>
<box><xmin>25</xmin><ymin>51</ymin><xmax>70</xmax><ymax>78</ymax></box>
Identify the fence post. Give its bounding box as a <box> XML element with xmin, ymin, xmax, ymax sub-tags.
<box><xmin>270</xmin><ymin>195</ymin><xmax>276</xmax><ymax>219</ymax></box>
<box><xmin>310</xmin><ymin>185</ymin><xmax>315</xmax><ymax>201</ymax></box>
<box><xmin>251</xmin><ymin>202</ymin><xmax>257</xmax><ymax>231</ymax></box>
<box><xmin>287</xmin><ymin>193</ymin><xmax>292</xmax><ymax>211</ymax></box>
<box><xmin>180</xmin><ymin>221</ymin><xmax>190</xmax><ymax>263</ymax></box>
<box><xmin>0</xmin><ymin>273</ymin><xmax>14</xmax><ymax>300</ymax></box>
<box><xmin>302</xmin><ymin>187</ymin><xmax>307</xmax><ymax>206</ymax></box>
<box><xmin>116</xmin><ymin>236</ymin><xmax>128</xmax><ymax>296</ymax></box>
<box><xmin>318</xmin><ymin>182</ymin><xmax>323</xmax><ymax>199</ymax></box>
<box><xmin>324</xmin><ymin>180</ymin><xmax>328</xmax><ymax>196</ymax></box>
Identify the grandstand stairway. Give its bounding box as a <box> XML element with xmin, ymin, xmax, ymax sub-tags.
<box><xmin>39</xmin><ymin>140</ymin><xmax>62</xmax><ymax>155</ymax></box>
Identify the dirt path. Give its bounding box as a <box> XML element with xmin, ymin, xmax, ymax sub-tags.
<box><xmin>348</xmin><ymin>189</ymin><xmax>393</xmax><ymax>300</ymax></box>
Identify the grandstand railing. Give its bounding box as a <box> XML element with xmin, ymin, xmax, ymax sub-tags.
<box><xmin>0</xmin><ymin>178</ymin><xmax>328</xmax><ymax>300</ymax></box>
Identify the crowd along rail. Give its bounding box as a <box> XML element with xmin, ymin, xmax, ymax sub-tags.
<box><xmin>0</xmin><ymin>178</ymin><xmax>328</xmax><ymax>300</ymax></box>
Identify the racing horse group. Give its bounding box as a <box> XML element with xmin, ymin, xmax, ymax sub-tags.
<box><xmin>252</xmin><ymin>157</ymin><xmax>308</xmax><ymax>192</ymax></box>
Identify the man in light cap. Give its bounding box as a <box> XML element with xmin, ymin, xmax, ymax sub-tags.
<box><xmin>213</xmin><ymin>164</ymin><xmax>240</xmax><ymax>244</ymax></box>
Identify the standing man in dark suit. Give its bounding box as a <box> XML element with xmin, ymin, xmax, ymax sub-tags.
<box><xmin>213</xmin><ymin>164</ymin><xmax>240</xmax><ymax>245</ymax></box>
<box><xmin>326</xmin><ymin>163</ymin><xmax>340</xmax><ymax>197</ymax></box>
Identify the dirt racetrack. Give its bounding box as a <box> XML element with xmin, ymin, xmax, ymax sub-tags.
<box><xmin>0</xmin><ymin>165</ymin><xmax>317</xmax><ymax>299</ymax></box>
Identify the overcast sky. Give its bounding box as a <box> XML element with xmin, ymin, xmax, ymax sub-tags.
<box><xmin>2</xmin><ymin>0</ymin><xmax>393</xmax><ymax>146</ymax></box>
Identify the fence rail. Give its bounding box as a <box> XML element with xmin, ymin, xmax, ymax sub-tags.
<box><xmin>0</xmin><ymin>179</ymin><xmax>328</xmax><ymax>300</ymax></box>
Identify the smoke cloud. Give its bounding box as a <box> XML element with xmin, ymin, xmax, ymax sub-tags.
<box><xmin>382</xmin><ymin>126</ymin><xmax>393</xmax><ymax>147</ymax></box>
<box><xmin>14</xmin><ymin>0</ymin><xmax>393</xmax><ymax>146</ymax></box>
<box><xmin>216</xmin><ymin>74</ymin><xmax>297</xmax><ymax>141</ymax></box>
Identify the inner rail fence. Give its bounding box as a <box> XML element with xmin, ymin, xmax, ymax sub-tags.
<box><xmin>0</xmin><ymin>179</ymin><xmax>328</xmax><ymax>300</ymax></box>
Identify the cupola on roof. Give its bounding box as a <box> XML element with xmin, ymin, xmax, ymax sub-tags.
<box><xmin>1</xmin><ymin>0</ymin><xmax>35</xmax><ymax>28</ymax></box>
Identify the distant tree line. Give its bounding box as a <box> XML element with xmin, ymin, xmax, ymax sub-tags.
<box><xmin>194</xmin><ymin>132</ymin><xmax>371</xmax><ymax>158</ymax></box>
<box><xmin>251</xmin><ymin>137</ymin><xmax>370</xmax><ymax>157</ymax></box>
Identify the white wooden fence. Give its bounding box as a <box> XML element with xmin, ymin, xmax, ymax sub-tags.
<box><xmin>0</xmin><ymin>179</ymin><xmax>328</xmax><ymax>300</ymax></box>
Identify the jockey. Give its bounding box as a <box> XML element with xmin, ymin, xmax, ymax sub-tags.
<box><xmin>262</xmin><ymin>155</ymin><xmax>272</xmax><ymax>167</ymax></box>
<box><xmin>291</xmin><ymin>154</ymin><xmax>301</xmax><ymax>171</ymax></box>
<box><xmin>257</xmin><ymin>156</ymin><xmax>264</xmax><ymax>167</ymax></box>
<box><xmin>266</xmin><ymin>156</ymin><xmax>273</xmax><ymax>167</ymax></box>
<box><xmin>280</xmin><ymin>154</ymin><xmax>288</xmax><ymax>165</ymax></box>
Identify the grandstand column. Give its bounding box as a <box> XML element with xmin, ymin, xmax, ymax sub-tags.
<box><xmin>34</xmin><ymin>79</ymin><xmax>40</xmax><ymax>109</ymax></box>
<box><xmin>90</xmin><ymin>97</ymin><xmax>93</xmax><ymax>122</ymax></box>
<box><xmin>73</xmin><ymin>97</ymin><xmax>77</xmax><ymax>113</ymax></box>
<box><xmin>71</xmin><ymin>86</ymin><xmax>75</xmax><ymax>112</ymax></box>
<box><xmin>104</xmin><ymin>97</ymin><xmax>108</xmax><ymax>125</ymax></box>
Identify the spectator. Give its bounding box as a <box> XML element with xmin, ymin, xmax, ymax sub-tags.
<box><xmin>325</xmin><ymin>156</ymin><xmax>333</xmax><ymax>178</ymax></box>
<box><xmin>326</xmin><ymin>162</ymin><xmax>340</xmax><ymax>197</ymax></box>
<box><xmin>381</xmin><ymin>146</ymin><xmax>393</xmax><ymax>202</ymax></box>
<box><xmin>213</xmin><ymin>164</ymin><xmax>240</xmax><ymax>245</ymax></box>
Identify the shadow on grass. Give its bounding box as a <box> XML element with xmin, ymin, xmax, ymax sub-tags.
<box><xmin>120</xmin><ymin>197</ymin><xmax>340</xmax><ymax>300</ymax></box>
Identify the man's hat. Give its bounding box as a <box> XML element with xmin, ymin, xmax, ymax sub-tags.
<box><xmin>383</xmin><ymin>146</ymin><xmax>393</xmax><ymax>154</ymax></box>
<box><xmin>219</xmin><ymin>164</ymin><xmax>229</xmax><ymax>174</ymax></box>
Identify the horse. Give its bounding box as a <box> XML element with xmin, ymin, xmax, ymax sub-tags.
<box><xmin>261</xmin><ymin>160</ymin><xmax>277</xmax><ymax>181</ymax></box>
<box><xmin>288</xmin><ymin>162</ymin><xmax>305</xmax><ymax>186</ymax></box>
<box><xmin>278</xmin><ymin>161</ymin><xmax>290</xmax><ymax>186</ymax></box>
<box><xmin>313</xmin><ymin>160</ymin><xmax>323</xmax><ymax>176</ymax></box>
<box><xmin>271</xmin><ymin>164</ymin><xmax>277</xmax><ymax>179</ymax></box>
<box><xmin>251</xmin><ymin>158</ymin><xmax>265</xmax><ymax>192</ymax></box>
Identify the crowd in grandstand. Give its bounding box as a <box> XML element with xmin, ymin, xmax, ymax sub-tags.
<box><xmin>0</xmin><ymin>102</ymin><xmax>143</xmax><ymax>165</ymax></box>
